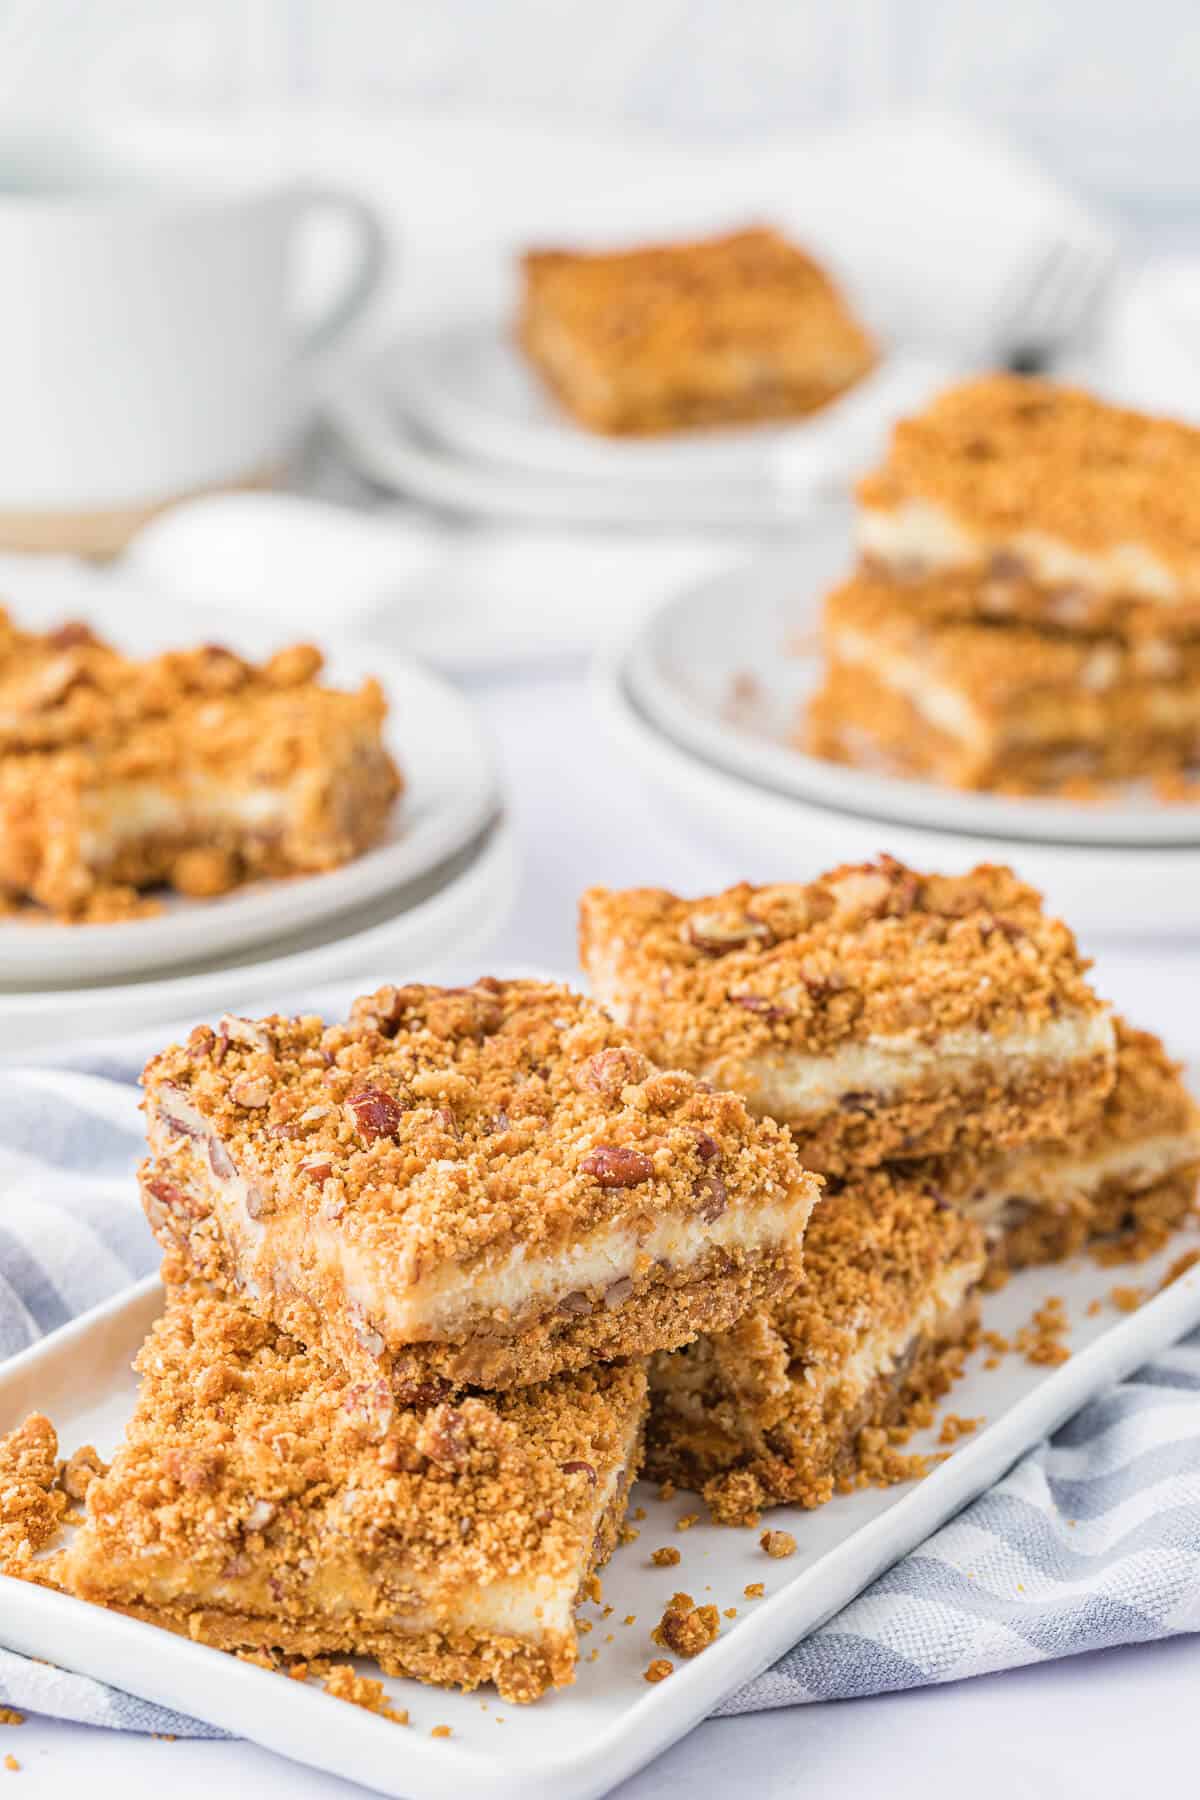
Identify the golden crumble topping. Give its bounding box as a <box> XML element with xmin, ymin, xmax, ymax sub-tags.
<box><xmin>0</xmin><ymin>1415</ymin><xmax>64</xmax><ymax>1569</ymax></box>
<box><xmin>1092</xmin><ymin>1020</ymin><xmax>1200</xmax><ymax>1149</ymax></box>
<box><xmin>580</xmin><ymin>859</ymin><xmax>1105</xmax><ymax>1064</ymax></box>
<box><xmin>0</xmin><ymin>606</ymin><xmax>400</xmax><ymax>919</ymax></box>
<box><xmin>759</xmin><ymin>1529</ymin><xmax>796</xmax><ymax>1559</ymax></box>
<box><xmin>57</xmin><ymin>1287</ymin><xmax>647</xmax><ymax>1703</ymax></box>
<box><xmin>858</xmin><ymin>375</ymin><xmax>1200</xmax><ymax>576</ymax></box>
<box><xmin>651</xmin><ymin>1591</ymin><xmax>719</xmax><ymax>1657</ymax></box>
<box><xmin>321</xmin><ymin>1665</ymin><xmax>409</xmax><ymax>1724</ymax></box>
<box><xmin>518</xmin><ymin>227</ymin><xmax>876</xmax><ymax>436</ymax></box>
<box><xmin>141</xmin><ymin>981</ymin><xmax>815</xmax><ymax>1394</ymax></box>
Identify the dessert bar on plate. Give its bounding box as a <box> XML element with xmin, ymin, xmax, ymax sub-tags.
<box><xmin>856</xmin><ymin>374</ymin><xmax>1200</xmax><ymax>639</ymax></box>
<box><xmin>140</xmin><ymin>979</ymin><xmax>817</xmax><ymax>1397</ymax></box>
<box><xmin>952</xmin><ymin>1019</ymin><xmax>1200</xmax><ymax>1273</ymax></box>
<box><xmin>580</xmin><ymin>859</ymin><xmax>1116</xmax><ymax>1175</ymax></box>
<box><xmin>0</xmin><ymin>610</ymin><xmax>400</xmax><ymax>919</ymax></box>
<box><xmin>26</xmin><ymin>1287</ymin><xmax>648</xmax><ymax>1704</ymax></box>
<box><xmin>517</xmin><ymin>227</ymin><xmax>877</xmax><ymax>436</ymax></box>
<box><xmin>3</xmin><ymin>1176</ymin><xmax>1200</xmax><ymax>1795</ymax></box>
<box><xmin>804</xmin><ymin>571</ymin><xmax>1200</xmax><ymax>790</ymax></box>
<box><xmin>646</xmin><ymin>1166</ymin><xmax>987</xmax><ymax>1523</ymax></box>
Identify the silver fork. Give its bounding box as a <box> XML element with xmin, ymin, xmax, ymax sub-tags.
<box><xmin>986</xmin><ymin>235</ymin><xmax>1117</xmax><ymax>374</ymax></box>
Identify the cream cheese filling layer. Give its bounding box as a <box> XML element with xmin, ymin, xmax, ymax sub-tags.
<box><xmin>798</xmin><ymin>1256</ymin><xmax>981</xmax><ymax>1408</ymax></box>
<box><xmin>721</xmin><ymin>1011</ymin><xmax>1114</xmax><ymax>1118</ymax></box>
<box><xmin>827</xmin><ymin>623</ymin><xmax>987</xmax><ymax>748</ymax></box>
<box><xmin>147</xmin><ymin>1090</ymin><xmax>813</xmax><ymax>1344</ymax></box>
<box><xmin>654</xmin><ymin>1256</ymin><xmax>982</xmax><ymax>1444</ymax></box>
<box><xmin>965</xmin><ymin>1129</ymin><xmax>1200</xmax><ymax>1231</ymax></box>
<box><xmin>344</xmin><ymin>1186</ymin><xmax>807</xmax><ymax>1340</ymax></box>
<box><xmin>79</xmin><ymin>777</ymin><xmax>293</xmax><ymax>866</ymax></box>
<box><xmin>829</xmin><ymin>626</ymin><xmax>1200</xmax><ymax>752</ymax></box>
<box><xmin>859</xmin><ymin>498</ymin><xmax>1186</xmax><ymax>605</ymax></box>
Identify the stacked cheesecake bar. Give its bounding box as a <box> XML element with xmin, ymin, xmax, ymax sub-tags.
<box><xmin>28</xmin><ymin>980</ymin><xmax>817</xmax><ymax>1702</ymax></box>
<box><xmin>803</xmin><ymin>376</ymin><xmax>1200</xmax><ymax>792</ymax></box>
<box><xmin>581</xmin><ymin>858</ymin><xmax>1200</xmax><ymax>1522</ymax></box>
<box><xmin>0</xmin><ymin>609</ymin><xmax>400</xmax><ymax>919</ymax></box>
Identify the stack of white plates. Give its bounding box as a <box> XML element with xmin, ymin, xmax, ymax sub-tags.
<box><xmin>598</xmin><ymin>529</ymin><xmax>1200</xmax><ymax>937</ymax></box>
<box><xmin>0</xmin><ymin>646</ymin><xmax>514</xmax><ymax>1054</ymax></box>
<box><xmin>327</xmin><ymin>321</ymin><xmax>873</xmax><ymax>530</ymax></box>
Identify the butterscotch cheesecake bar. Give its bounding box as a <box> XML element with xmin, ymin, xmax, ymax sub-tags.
<box><xmin>518</xmin><ymin>227</ymin><xmax>876</xmax><ymax>436</ymax></box>
<box><xmin>857</xmin><ymin>375</ymin><xmax>1200</xmax><ymax>639</ymax></box>
<box><xmin>803</xmin><ymin>572</ymin><xmax>1200</xmax><ymax>790</ymax></box>
<box><xmin>580</xmin><ymin>860</ymin><xmax>1116</xmax><ymax>1175</ymax></box>
<box><xmin>0</xmin><ymin>610</ymin><xmax>400</xmax><ymax>919</ymax></box>
<box><xmin>948</xmin><ymin>1020</ymin><xmax>1200</xmax><ymax>1272</ymax></box>
<box><xmin>139</xmin><ymin>980</ymin><xmax>818</xmax><ymax>1400</ymax></box>
<box><xmin>646</xmin><ymin>1167</ymin><xmax>987</xmax><ymax>1523</ymax></box>
<box><xmin>52</xmin><ymin>1288</ymin><xmax>647</xmax><ymax>1703</ymax></box>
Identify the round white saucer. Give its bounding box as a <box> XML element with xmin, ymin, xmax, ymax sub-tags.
<box><xmin>0</xmin><ymin>649</ymin><xmax>500</xmax><ymax>984</ymax></box>
<box><xmin>0</xmin><ymin>815</ymin><xmax>517</xmax><ymax>1055</ymax></box>
<box><xmin>399</xmin><ymin>319</ymin><xmax>835</xmax><ymax>484</ymax></box>
<box><xmin>328</xmin><ymin>341</ymin><xmax>831</xmax><ymax>531</ymax></box>
<box><xmin>624</xmin><ymin>543</ymin><xmax>1200</xmax><ymax>852</ymax></box>
<box><xmin>597</xmin><ymin>658</ymin><xmax>1200</xmax><ymax>939</ymax></box>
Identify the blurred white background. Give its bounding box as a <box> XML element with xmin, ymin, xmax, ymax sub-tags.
<box><xmin>4</xmin><ymin>0</ymin><xmax>1199</xmax><ymax>247</ymax></box>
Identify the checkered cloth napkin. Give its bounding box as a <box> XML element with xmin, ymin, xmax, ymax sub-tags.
<box><xmin>2</xmin><ymin>998</ymin><xmax>1200</xmax><ymax>1736</ymax></box>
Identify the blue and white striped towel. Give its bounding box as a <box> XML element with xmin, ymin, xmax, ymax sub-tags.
<box><xmin>1</xmin><ymin>998</ymin><xmax>1199</xmax><ymax>1733</ymax></box>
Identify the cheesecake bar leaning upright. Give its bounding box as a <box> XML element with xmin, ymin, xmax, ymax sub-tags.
<box><xmin>804</xmin><ymin>570</ymin><xmax>1200</xmax><ymax>790</ymax></box>
<box><xmin>0</xmin><ymin>610</ymin><xmax>400</xmax><ymax>919</ymax></box>
<box><xmin>140</xmin><ymin>980</ymin><xmax>818</xmax><ymax>1401</ymax></box>
<box><xmin>944</xmin><ymin>1018</ymin><xmax>1200</xmax><ymax>1273</ymax></box>
<box><xmin>55</xmin><ymin>1287</ymin><xmax>648</xmax><ymax>1703</ymax></box>
<box><xmin>856</xmin><ymin>374</ymin><xmax>1200</xmax><ymax>640</ymax></box>
<box><xmin>580</xmin><ymin>859</ymin><xmax>1116</xmax><ymax>1175</ymax></box>
<box><xmin>646</xmin><ymin>1166</ymin><xmax>987</xmax><ymax>1523</ymax></box>
<box><xmin>517</xmin><ymin>227</ymin><xmax>877</xmax><ymax>436</ymax></box>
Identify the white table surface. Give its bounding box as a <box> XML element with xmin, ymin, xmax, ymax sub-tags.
<box><xmin>10</xmin><ymin>666</ymin><xmax>1199</xmax><ymax>1799</ymax></box>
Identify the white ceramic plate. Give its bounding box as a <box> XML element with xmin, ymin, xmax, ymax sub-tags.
<box><xmin>0</xmin><ymin>649</ymin><xmax>500</xmax><ymax>984</ymax></box>
<box><xmin>624</xmin><ymin>543</ymin><xmax>1200</xmax><ymax>851</ymax></box>
<box><xmin>598</xmin><ymin>659</ymin><xmax>1200</xmax><ymax>938</ymax></box>
<box><xmin>3</xmin><ymin>1203</ymin><xmax>1198</xmax><ymax>1800</ymax></box>
<box><xmin>400</xmin><ymin>319</ymin><xmax>842</xmax><ymax>484</ymax></box>
<box><xmin>0</xmin><ymin>816</ymin><xmax>517</xmax><ymax>1055</ymax></box>
<box><xmin>328</xmin><ymin>345</ymin><xmax>828</xmax><ymax>531</ymax></box>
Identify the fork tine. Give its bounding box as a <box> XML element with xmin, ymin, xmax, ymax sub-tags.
<box><xmin>986</xmin><ymin>241</ymin><xmax>1064</xmax><ymax>357</ymax></box>
<box><xmin>990</xmin><ymin>236</ymin><xmax>1115</xmax><ymax>365</ymax></box>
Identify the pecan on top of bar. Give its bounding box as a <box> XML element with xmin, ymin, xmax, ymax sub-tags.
<box><xmin>579</xmin><ymin>859</ymin><xmax>1105</xmax><ymax>1068</ymax></box>
<box><xmin>857</xmin><ymin>375</ymin><xmax>1200</xmax><ymax>575</ymax></box>
<box><xmin>141</xmin><ymin>979</ymin><xmax>806</xmax><ymax>1276</ymax></box>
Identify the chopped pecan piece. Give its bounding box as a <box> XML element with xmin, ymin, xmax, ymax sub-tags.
<box><xmin>581</xmin><ymin>1145</ymin><xmax>654</xmax><ymax>1187</ymax></box>
<box><xmin>346</xmin><ymin>1087</ymin><xmax>404</xmax><ymax>1142</ymax></box>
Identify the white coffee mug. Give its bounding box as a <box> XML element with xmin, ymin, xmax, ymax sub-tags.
<box><xmin>0</xmin><ymin>131</ymin><xmax>388</xmax><ymax>552</ymax></box>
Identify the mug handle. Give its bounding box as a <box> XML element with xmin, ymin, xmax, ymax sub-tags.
<box><xmin>292</xmin><ymin>183</ymin><xmax>389</xmax><ymax>360</ymax></box>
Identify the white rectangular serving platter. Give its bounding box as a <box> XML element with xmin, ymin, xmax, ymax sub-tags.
<box><xmin>2</xmin><ymin>1231</ymin><xmax>1199</xmax><ymax>1800</ymax></box>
